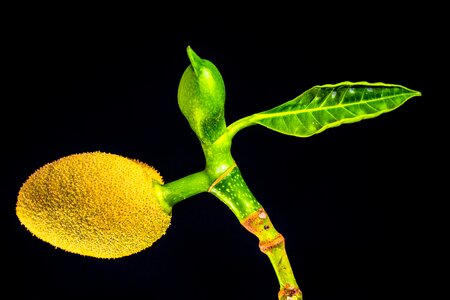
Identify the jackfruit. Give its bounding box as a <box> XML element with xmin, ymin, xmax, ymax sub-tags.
<box><xmin>16</xmin><ymin>151</ymin><xmax>171</xmax><ymax>259</ymax></box>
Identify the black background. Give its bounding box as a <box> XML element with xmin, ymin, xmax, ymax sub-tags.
<box><xmin>2</xmin><ymin>5</ymin><xmax>442</xmax><ymax>300</ymax></box>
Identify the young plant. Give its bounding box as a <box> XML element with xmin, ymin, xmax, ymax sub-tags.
<box><xmin>16</xmin><ymin>46</ymin><xmax>421</xmax><ymax>299</ymax></box>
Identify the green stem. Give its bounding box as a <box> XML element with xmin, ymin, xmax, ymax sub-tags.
<box><xmin>209</xmin><ymin>165</ymin><xmax>302</xmax><ymax>300</ymax></box>
<box><xmin>209</xmin><ymin>165</ymin><xmax>261</xmax><ymax>220</ymax></box>
<box><xmin>156</xmin><ymin>170</ymin><xmax>211</xmax><ymax>212</ymax></box>
<box><xmin>227</xmin><ymin>115</ymin><xmax>257</xmax><ymax>140</ymax></box>
<box><xmin>157</xmin><ymin>129</ymin><xmax>302</xmax><ymax>299</ymax></box>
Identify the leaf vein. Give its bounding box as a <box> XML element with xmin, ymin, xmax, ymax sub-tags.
<box><xmin>259</xmin><ymin>93</ymin><xmax>411</xmax><ymax>119</ymax></box>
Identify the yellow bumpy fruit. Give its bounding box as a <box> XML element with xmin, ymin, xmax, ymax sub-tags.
<box><xmin>16</xmin><ymin>151</ymin><xmax>171</xmax><ymax>259</ymax></box>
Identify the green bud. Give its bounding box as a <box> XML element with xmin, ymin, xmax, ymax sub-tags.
<box><xmin>177</xmin><ymin>46</ymin><xmax>227</xmax><ymax>144</ymax></box>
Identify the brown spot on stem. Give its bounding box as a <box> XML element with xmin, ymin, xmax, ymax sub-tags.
<box><xmin>241</xmin><ymin>208</ymin><xmax>302</xmax><ymax>299</ymax></box>
<box><xmin>258</xmin><ymin>211</ymin><xmax>267</xmax><ymax>219</ymax></box>
<box><xmin>259</xmin><ymin>234</ymin><xmax>285</xmax><ymax>253</ymax></box>
<box><xmin>241</xmin><ymin>208</ymin><xmax>286</xmax><ymax>253</ymax></box>
<box><xmin>278</xmin><ymin>284</ymin><xmax>302</xmax><ymax>300</ymax></box>
<box><xmin>241</xmin><ymin>208</ymin><xmax>266</xmax><ymax>235</ymax></box>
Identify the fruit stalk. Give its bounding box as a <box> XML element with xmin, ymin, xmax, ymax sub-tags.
<box><xmin>156</xmin><ymin>170</ymin><xmax>211</xmax><ymax>210</ymax></box>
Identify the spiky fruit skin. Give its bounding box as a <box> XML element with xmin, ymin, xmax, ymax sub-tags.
<box><xmin>16</xmin><ymin>151</ymin><xmax>171</xmax><ymax>259</ymax></box>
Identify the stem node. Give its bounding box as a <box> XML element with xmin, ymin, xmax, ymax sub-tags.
<box><xmin>259</xmin><ymin>233</ymin><xmax>285</xmax><ymax>253</ymax></box>
<box><xmin>241</xmin><ymin>207</ymin><xmax>302</xmax><ymax>299</ymax></box>
<box><xmin>278</xmin><ymin>284</ymin><xmax>302</xmax><ymax>300</ymax></box>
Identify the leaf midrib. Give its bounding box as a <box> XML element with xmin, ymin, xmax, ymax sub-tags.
<box><xmin>254</xmin><ymin>92</ymin><xmax>416</xmax><ymax>120</ymax></box>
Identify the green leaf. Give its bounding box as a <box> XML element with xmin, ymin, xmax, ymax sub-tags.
<box><xmin>250</xmin><ymin>82</ymin><xmax>421</xmax><ymax>137</ymax></box>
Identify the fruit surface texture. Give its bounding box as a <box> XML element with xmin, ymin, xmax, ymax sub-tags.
<box><xmin>16</xmin><ymin>151</ymin><xmax>170</xmax><ymax>259</ymax></box>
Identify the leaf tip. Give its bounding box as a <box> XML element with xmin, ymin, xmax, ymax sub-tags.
<box><xmin>407</xmin><ymin>87</ymin><xmax>422</xmax><ymax>99</ymax></box>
